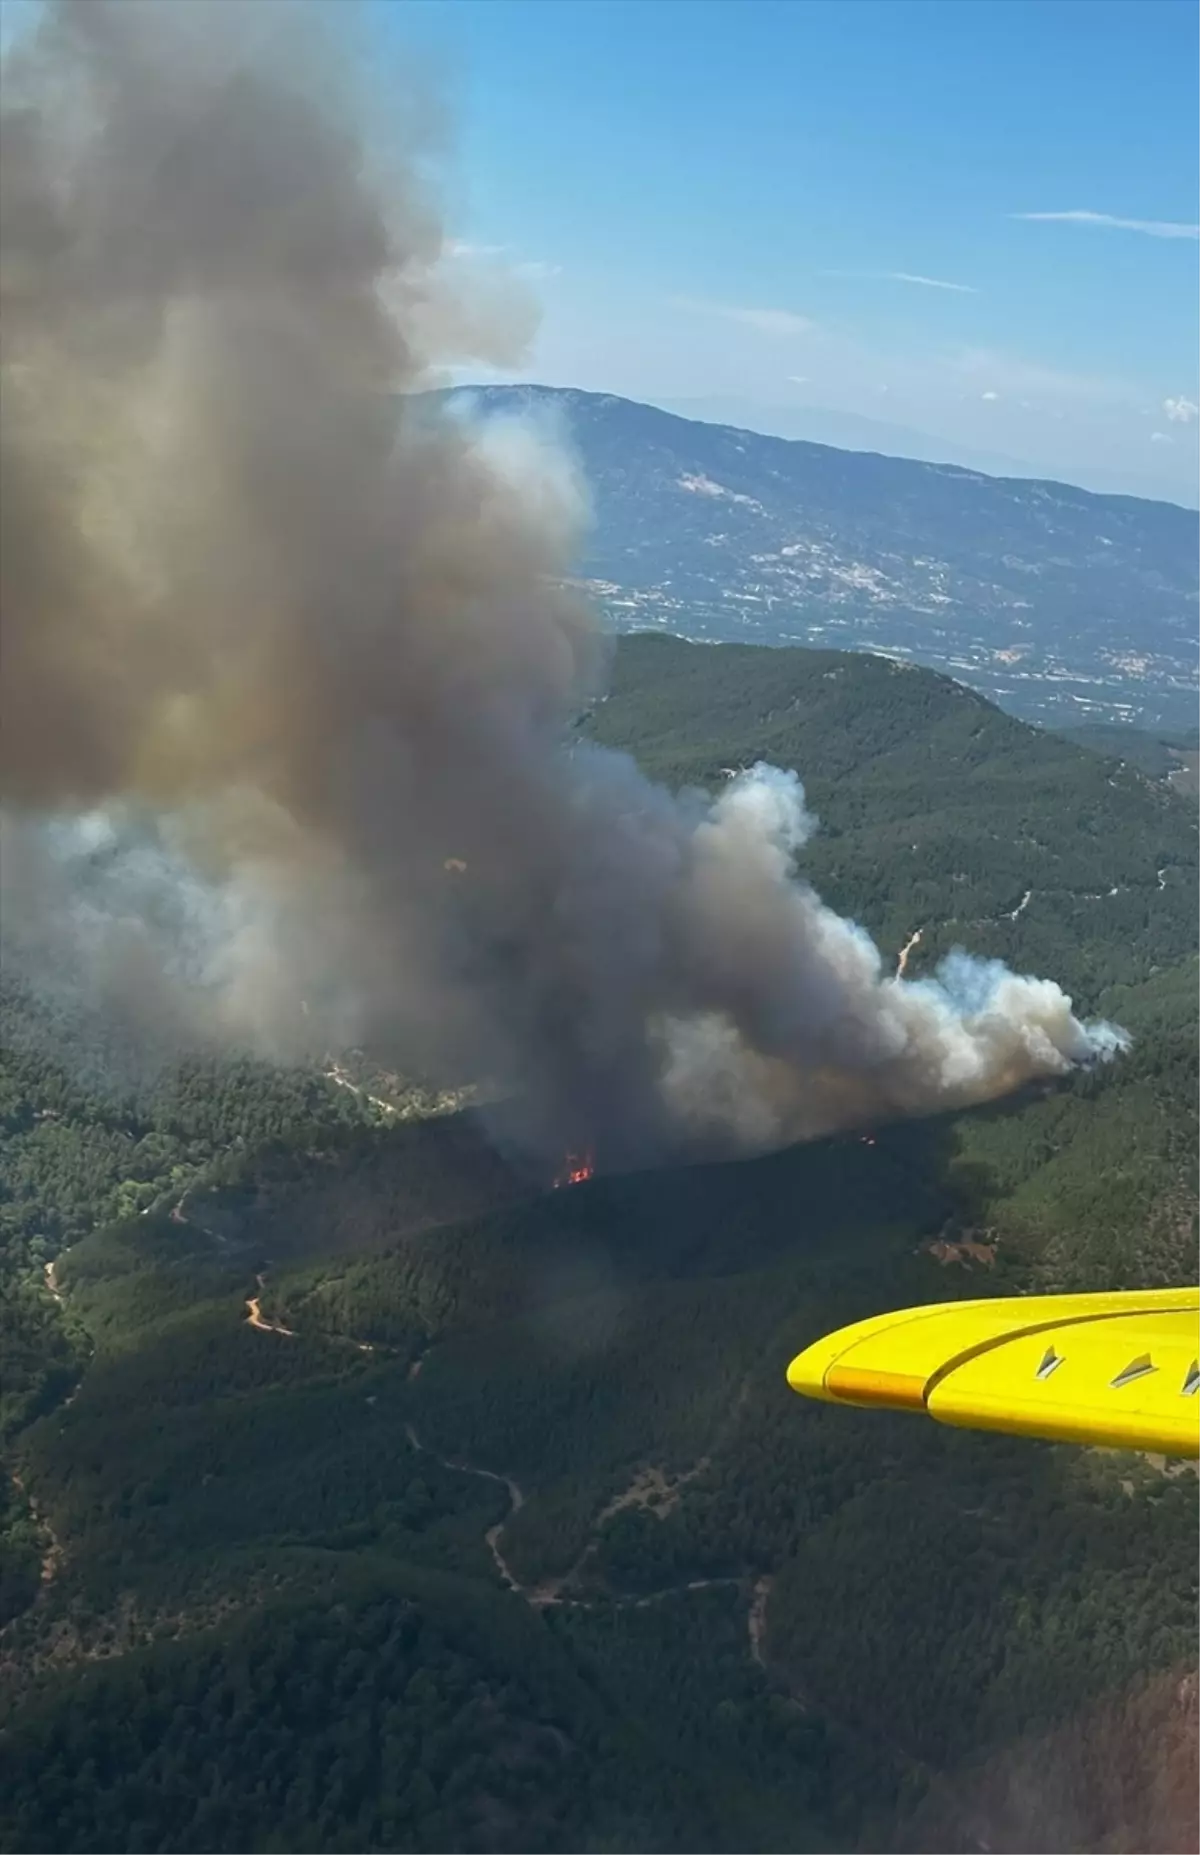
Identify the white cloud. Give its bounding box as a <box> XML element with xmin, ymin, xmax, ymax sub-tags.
<box><xmin>786</xmin><ymin>374</ymin><xmax>809</xmax><ymax>386</ymax></box>
<box><xmin>726</xmin><ymin>306</ymin><xmax>815</xmax><ymax>337</ymax></box>
<box><xmin>446</xmin><ymin>243</ymin><xmax>561</xmax><ymax>280</ymax></box>
<box><xmin>1164</xmin><ymin>396</ymin><xmax>1199</xmax><ymax>423</ymax></box>
<box><xmin>981</xmin><ymin>390</ymin><xmax>1000</xmax><ymax>402</ymax></box>
<box><xmin>1150</xmin><ymin>431</ymin><xmax>1173</xmax><ymax>444</ymax></box>
<box><xmin>823</xmin><ymin>269</ymin><xmax>977</xmax><ymax>294</ymax></box>
<box><xmin>890</xmin><ymin>271</ymin><xmax>977</xmax><ymax>293</ymax></box>
<box><xmin>673</xmin><ymin>297</ymin><xmax>816</xmax><ymax>338</ymax></box>
<box><xmin>1012</xmin><ymin>210</ymin><xmax>1200</xmax><ymax>241</ymax></box>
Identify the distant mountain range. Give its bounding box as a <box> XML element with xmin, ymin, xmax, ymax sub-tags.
<box><xmin>657</xmin><ymin>395</ymin><xmax>1078</xmax><ymax>490</ymax></box>
<box><xmin>440</xmin><ymin>385</ymin><xmax>1200</xmax><ymax>731</ymax></box>
<box><xmin>656</xmin><ymin>394</ymin><xmax>1200</xmax><ymax>508</ymax></box>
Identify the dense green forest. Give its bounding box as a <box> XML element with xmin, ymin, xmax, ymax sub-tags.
<box><xmin>1</xmin><ymin>635</ymin><xmax>1196</xmax><ymax>1854</ymax></box>
<box><xmin>1055</xmin><ymin>720</ymin><xmax>1199</xmax><ymax>791</ymax></box>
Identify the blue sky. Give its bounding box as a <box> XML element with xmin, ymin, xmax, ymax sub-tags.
<box><xmin>2</xmin><ymin>0</ymin><xmax>1194</xmax><ymax>499</ymax></box>
<box><xmin>393</xmin><ymin>0</ymin><xmax>1199</xmax><ymax>503</ymax></box>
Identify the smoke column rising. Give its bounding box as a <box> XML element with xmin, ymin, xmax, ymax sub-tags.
<box><xmin>0</xmin><ymin>0</ymin><xmax>1127</xmax><ymax>1167</ymax></box>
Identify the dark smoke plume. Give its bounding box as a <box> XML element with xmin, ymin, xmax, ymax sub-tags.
<box><xmin>0</xmin><ymin>0</ymin><xmax>1126</xmax><ymax>1167</ymax></box>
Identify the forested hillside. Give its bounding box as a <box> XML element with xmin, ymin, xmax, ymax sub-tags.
<box><xmin>1</xmin><ymin>637</ymin><xmax>1196</xmax><ymax>1854</ymax></box>
<box><xmin>1058</xmin><ymin>721</ymin><xmax>1200</xmax><ymax>800</ymax></box>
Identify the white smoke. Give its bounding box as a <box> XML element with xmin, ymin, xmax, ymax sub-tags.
<box><xmin>655</xmin><ymin>767</ymin><xmax>1127</xmax><ymax>1151</ymax></box>
<box><xmin>0</xmin><ymin>0</ymin><xmax>1128</xmax><ymax>1168</ymax></box>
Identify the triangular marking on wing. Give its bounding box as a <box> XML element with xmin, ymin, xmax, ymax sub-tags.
<box><xmin>1111</xmin><ymin>1353</ymin><xmax>1156</xmax><ymax>1389</ymax></box>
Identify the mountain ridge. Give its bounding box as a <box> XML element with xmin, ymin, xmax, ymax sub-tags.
<box><xmin>437</xmin><ymin>384</ymin><xmax>1199</xmax><ymax>733</ymax></box>
<box><xmin>443</xmin><ymin>381</ymin><xmax>1199</xmax><ymax>512</ymax></box>
<box><xmin>654</xmin><ymin>392</ymin><xmax>1200</xmax><ymax>510</ymax></box>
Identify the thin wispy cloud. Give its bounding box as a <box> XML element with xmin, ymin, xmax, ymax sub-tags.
<box><xmin>673</xmin><ymin>296</ymin><xmax>816</xmax><ymax>338</ymax></box>
<box><xmin>1012</xmin><ymin>211</ymin><xmax>1200</xmax><ymax>241</ymax></box>
<box><xmin>823</xmin><ymin>269</ymin><xmax>977</xmax><ymax>294</ymax></box>
<box><xmin>889</xmin><ymin>271</ymin><xmax>977</xmax><ymax>293</ymax></box>
<box><xmin>447</xmin><ymin>243</ymin><xmax>561</xmax><ymax>278</ymax></box>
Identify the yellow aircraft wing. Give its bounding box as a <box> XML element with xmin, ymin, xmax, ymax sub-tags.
<box><xmin>787</xmin><ymin>1287</ymin><xmax>1200</xmax><ymax>1458</ymax></box>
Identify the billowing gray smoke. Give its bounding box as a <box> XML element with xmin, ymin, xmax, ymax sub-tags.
<box><xmin>0</xmin><ymin>0</ymin><xmax>1126</xmax><ymax>1167</ymax></box>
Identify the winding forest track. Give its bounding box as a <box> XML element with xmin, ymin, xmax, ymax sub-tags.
<box><xmin>245</xmin><ymin>1275</ymin><xmax>295</xmax><ymax>1337</ymax></box>
<box><xmin>6</xmin><ymin>1470</ymin><xmax>64</xmax><ymax>1599</ymax></box>
<box><xmin>404</xmin><ymin>1418</ymin><xmax>531</xmax><ymax>1595</ymax></box>
<box><xmin>895</xmin><ymin>928</ymin><xmax>923</xmax><ymax>977</ymax></box>
<box><xmin>402</xmin><ymin>1414</ymin><xmax>762</xmax><ymax>1632</ymax></box>
<box><xmin>323</xmin><ymin>1062</ymin><xmax>400</xmax><ymax>1120</ymax></box>
<box><xmin>248</xmin><ymin>1315</ymin><xmax>769</xmax><ymax>1656</ymax></box>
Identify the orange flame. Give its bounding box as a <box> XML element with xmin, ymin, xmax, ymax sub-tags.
<box><xmin>553</xmin><ymin>1149</ymin><xmax>595</xmax><ymax>1189</ymax></box>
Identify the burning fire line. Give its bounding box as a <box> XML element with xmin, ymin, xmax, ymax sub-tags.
<box><xmin>553</xmin><ymin>1150</ymin><xmax>595</xmax><ymax>1189</ymax></box>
